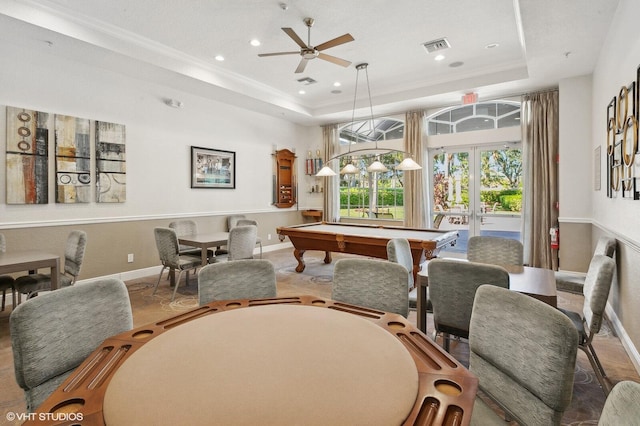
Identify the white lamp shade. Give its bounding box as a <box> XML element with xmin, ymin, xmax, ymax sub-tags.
<box><xmin>340</xmin><ymin>163</ymin><xmax>359</xmax><ymax>174</ymax></box>
<box><xmin>396</xmin><ymin>157</ymin><xmax>422</xmax><ymax>171</ymax></box>
<box><xmin>367</xmin><ymin>160</ymin><xmax>388</xmax><ymax>173</ymax></box>
<box><xmin>315</xmin><ymin>165</ymin><xmax>337</xmax><ymax>177</ymax></box>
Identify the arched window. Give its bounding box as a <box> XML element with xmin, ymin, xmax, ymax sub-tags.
<box><xmin>426</xmin><ymin>101</ymin><xmax>520</xmax><ymax>135</ymax></box>
<box><xmin>338</xmin><ymin>117</ymin><xmax>405</xmax><ymax>220</ymax></box>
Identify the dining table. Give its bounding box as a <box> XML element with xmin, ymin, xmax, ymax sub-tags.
<box><xmin>0</xmin><ymin>250</ymin><xmax>60</xmax><ymax>290</ymax></box>
<box><xmin>416</xmin><ymin>261</ymin><xmax>557</xmax><ymax>333</ymax></box>
<box><xmin>26</xmin><ymin>295</ymin><xmax>479</xmax><ymax>426</ymax></box>
<box><xmin>177</xmin><ymin>231</ymin><xmax>230</xmax><ymax>266</ymax></box>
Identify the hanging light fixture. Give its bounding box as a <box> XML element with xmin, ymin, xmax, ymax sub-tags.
<box><xmin>315</xmin><ymin>63</ymin><xmax>422</xmax><ymax>177</ymax></box>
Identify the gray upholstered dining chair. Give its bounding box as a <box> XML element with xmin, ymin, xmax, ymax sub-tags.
<box><xmin>598</xmin><ymin>380</ymin><xmax>640</xmax><ymax>425</ymax></box>
<box><xmin>467</xmin><ymin>235</ymin><xmax>523</xmax><ymax>266</ymax></box>
<box><xmin>168</xmin><ymin>219</ymin><xmax>214</xmax><ymax>260</ymax></box>
<box><xmin>198</xmin><ymin>259</ymin><xmax>276</xmax><ymax>305</ymax></box>
<box><xmin>236</xmin><ymin>219</ymin><xmax>262</xmax><ymax>258</ymax></box>
<box><xmin>559</xmin><ymin>254</ymin><xmax>616</xmax><ymax>394</ymax></box>
<box><xmin>332</xmin><ymin>258</ymin><xmax>409</xmax><ymax>318</ymax></box>
<box><xmin>469</xmin><ymin>285</ymin><xmax>578</xmax><ymax>426</ymax></box>
<box><xmin>224</xmin><ymin>225</ymin><xmax>258</xmax><ymax>261</ymax></box>
<box><xmin>0</xmin><ymin>233</ymin><xmax>16</xmax><ymax>311</ymax></box>
<box><xmin>386</xmin><ymin>238</ymin><xmax>414</xmax><ymax>290</ymax></box>
<box><xmin>227</xmin><ymin>215</ymin><xmax>262</xmax><ymax>258</ymax></box>
<box><xmin>10</xmin><ymin>277</ymin><xmax>133</xmax><ymax>412</ymax></box>
<box><xmin>152</xmin><ymin>227</ymin><xmax>201</xmax><ymax>301</ymax></box>
<box><xmin>555</xmin><ymin>236</ymin><xmax>617</xmax><ymax>294</ymax></box>
<box><xmin>14</xmin><ymin>230</ymin><xmax>88</xmax><ymax>304</ymax></box>
<box><xmin>428</xmin><ymin>258</ymin><xmax>510</xmax><ymax>352</ymax></box>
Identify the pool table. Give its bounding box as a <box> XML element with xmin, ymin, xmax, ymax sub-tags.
<box><xmin>277</xmin><ymin>222</ymin><xmax>458</xmax><ymax>279</ymax></box>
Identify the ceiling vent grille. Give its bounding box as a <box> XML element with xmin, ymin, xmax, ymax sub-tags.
<box><xmin>422</xmin><ymin>38</ymin><xmax>450</xmax><ymax>54</ymax></box>
<box><xmin>297</xmin><ymin>77</ymin><xmax>317</xmax><ymax>85</ymax></box>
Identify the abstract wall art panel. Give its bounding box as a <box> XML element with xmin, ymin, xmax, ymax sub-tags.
<box><xmin>96</xmin><ymin>121</ymin><xmax>126</xmax><ymax>203</ymax></box>
<box><xmin>5</xmin><ymin>106</ymin><xmax>49</xmax><ymax>204</ymax></box>
<box><xmin>55</xmin><ymin>114</ymin><xmax>91</xmax><ymax>203</ymax></box>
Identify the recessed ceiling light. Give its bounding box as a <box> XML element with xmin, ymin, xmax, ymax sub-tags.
<box><xmin>250</xmin><ymin>39</ymin><xmax>261</xmax><ymax>47</ymax></box>
<box><xmin>333</xmin><ymin>82</ymin><xmax>341</xmax><ymax>87</ymax></box>
<box><xmin>434</xmin><ymin>54</ymin><xmax>445</xmax><ymax>61</ymax></box>
<box><xmin>485</xmin><ymin>43</ymin><xmax>499</xmax><ymax>49</ymax></box>
<box><xmin>298</xmin><ymin>90</ymin><xmax>306</xmax><ymax>95</ymax></box>
<box><xmin>215</xmin><ymin>55</ymin><xmax>225</xmax><ymax>61</ymax></box>
<box><xmin>449</xmin><ymin>61</ymin><xmax>464</xmax><ymax>68</ymax></box>
<box><xmin>331</xmin><ymin>90</ymin><xmax>342</xmax><ymax>94</ymax></box>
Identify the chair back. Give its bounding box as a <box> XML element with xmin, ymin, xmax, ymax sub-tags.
<box><xmin>237</xmin><ymin>219</ymin><xmax>257</xmax><ymax>227</ymax></box>
<box><xmin>332</xmin><ymin>258</ymin><xmax>409</xmax><ymax>317</ymax></box>
<box><xmin>154</xmin><ymin>227</ymin><xmax>180</xmax><ymax>268</ymax></box>
<box><xmin>63</xmin><ymin>230</ymin><xmax>87</xmax><ymax>279</ymax></box>
<box><xmin>169</xmin><ymin>220</ymin><xmax>198</xmax><ymax>252</ymax></box>
<box><xmin>10</xmin><ymin>278</ymin><xmax>133</xmax><ymax>412</ymax></box>
<box><xmin>386</xmin><ymin>238</ymin><xmax>414</xmax><ymax>289</ymax></box>
<box><xmin>198</xmin><ymin>259</ymin><xmax>276</xmax><ymax>305</ymax></box>
<box><xmin>583</xmin><ymin>254</ymin><xmax>616</xmax><ymax>334</ymax></box>
<box><xmin>598</xmin><ymin>380</ymin><xmax>640</xmax><ymax>425</ymax></box>
<box><xmin>594</xmin><ymin>236</ymin><xmax>617</xmax><ymax>258</ymax></box>
<box><xmin>467</xmin><ymin>235</ymin><xmax>523</xmax><ymax>266</ymax></box>
<box><xmin>469</xmin><ymin>285</ymin><xmax>578</xmax><ymax>425</ymax></box>
<box><xmin>227</xmin><ymin>214</ymin><xmax>246</xmax><ymax>230</ymax></box>
<box><xmin>428</xmin><ymin>258</ymin><xmax>509</xmax><ymax>339</ymax></box>
<box><xmin>227</xmin><ymin>225</ymin><xmax>257</xmax><ymax>260</ymax></box>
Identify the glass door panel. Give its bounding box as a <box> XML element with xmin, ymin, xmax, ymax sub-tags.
<box><xmin>431</xmin><ymin>149</ymin><xmax>472</xmax><ymax>256</ymax></box>
<box><xmin>477</xmin><ymin>145</ymin><xmax>522</xmax><ymax>241</ymax></box>
<box><xmin>430</xmin><ymin>143</ymin><xmax>522</xmax><ymax>257</ymax></box>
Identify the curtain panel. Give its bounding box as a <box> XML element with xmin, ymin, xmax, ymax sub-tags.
<box><xmin>322</xmin><ymin>124</ymin><xmax>340</xmax><ymax>222</ymax></box>
<box><xmin>404</xmin><ymin>110</ymin><xmax>427</xmax><ymax>228</ymax></box>
<box><xmin>521</xmin><ymin>90</ymin><xmax>559</xmax><ymax>269</ymax></box>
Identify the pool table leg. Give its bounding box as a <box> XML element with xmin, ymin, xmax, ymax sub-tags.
<box><xmin>323</xmin><ymin>251</ymin><xmax>332</xmax><ymax>264</ymax></box>
<box><xmin>294</xmin><ymin>249</ymin><xmax>306</xmax><ymax>272</ymax></box>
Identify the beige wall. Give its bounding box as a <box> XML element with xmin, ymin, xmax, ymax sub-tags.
<box><xmin>2</xmin><ymin>211</ymin><xmax>305</xmax><ymax>281</ymax></box>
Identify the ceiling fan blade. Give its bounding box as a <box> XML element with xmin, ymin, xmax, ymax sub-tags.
<box><xmin>258</xmin><ymin>51</ymin><xmax>300</xmax><ymax>57</ymax></box>
<box><xmin>282</xmin><ymin>28</ymin><xmax>308</xmax><ymax>49</ymax></box>
<box><xmin>315</xmin><ymin>33</ymin><xmax>354</xmax><ymax>51</ymax></box>
<box><xmin>317</xmin><ymin>53</ymin><xmax>351</xmax><ymax>68</ymax></box>
<box><xmin>295</xmin><ymin>58</ymin><xmax>309</xmax><ymax>73</ymax></box>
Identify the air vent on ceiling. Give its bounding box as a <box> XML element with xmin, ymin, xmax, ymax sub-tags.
<box><xmin>297</xmin><ymin>77</ymin><xmax>317</xmax><ymax>85</ymax></box>
<box><xmin>422</xmin><ymin>38</ymin><xmax>450</xmax><ymax>54</ymax></box>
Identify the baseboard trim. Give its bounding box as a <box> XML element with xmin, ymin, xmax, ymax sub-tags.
<box><xmin>606</xmin><ymin>302</ymin><xmax>640</xmax><ymax>374</ymax></box>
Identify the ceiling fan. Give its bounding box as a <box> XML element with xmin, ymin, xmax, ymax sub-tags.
<box><xmin>258</xmin><ymin>17</ymin><xmax>354</xmax><ymax>73</ymax></box>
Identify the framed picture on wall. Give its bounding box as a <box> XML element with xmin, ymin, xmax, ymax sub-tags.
<box><xmin>191</xmin><ymin>146</ymin><xmax>236</xmax><ymax>189</ymax></box>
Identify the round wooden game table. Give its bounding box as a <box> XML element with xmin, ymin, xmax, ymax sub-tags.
<box><xmin>103</xmin><ymin>304</ymin><xmax>418</xmax><ymax>425</ymax></box>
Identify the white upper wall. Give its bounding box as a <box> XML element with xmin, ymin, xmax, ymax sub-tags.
<box><xmin>559</xmin><ymin>74</ymin><xmax>593</xmax><ymax>221</ymax></box>
<box><xmin>0</xmin><ymin>39</ymin><xmax>320</xmax><ymax>226</ymax></box>
<box><xmin>591</xmin><ymin>0</ymin><xmax>640</xmax><ymax>241</ymax></box>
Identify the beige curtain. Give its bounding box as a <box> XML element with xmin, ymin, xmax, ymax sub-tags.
<box><xmin>403</xmin><ymin>110</ymin><xmax>427</xmax><ymax>228</ymax></box>
<box><xmin>521</xmin><ymin>90</ymin><xmax>559</xmax><ymax>269</ymax></box>
<box><xmin>322</xmin><ymin>124</ymin><xmax>340</xmax><ymax>222</ymax></box>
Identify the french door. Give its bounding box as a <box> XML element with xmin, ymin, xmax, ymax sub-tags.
<box><xmin>428</xmin><ymin>143</ymin><xmax>523</xmax><ymax>256</ymax></box>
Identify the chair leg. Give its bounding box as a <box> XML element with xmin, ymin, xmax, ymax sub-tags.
<box><xmin>581</xmin><ymin>343</ymin><xmax>611</xmax><ymax>395</ymax></box>
<box><xmin>443</xmin><ymin>333</ymin><xmax>451</xmax><ymax>353</ymax></box>
<box><xmin>153</xmin><ymin>266</ymin><xmax>168</xmax><ymax>295</ymax></box>
<box><xmin>171</xmin><ymin>270</ymin><xmax>186</xmax><ymax>302</ymax></box>
<box><xmin>258</xmin><ymin>242</ymin><xmax>263</xmax><ymax>259</ymax></box>
<box><xmin>1</xmin><ymin>289</ymin><xmax>5</xmax><ymax>311</ymax></box>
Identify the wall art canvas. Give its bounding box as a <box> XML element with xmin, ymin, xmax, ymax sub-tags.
<box><xmin>55</xmin><ymin>114</ymin><xmax>91</xmax><ymax>203</ymax></box>
<box><xmin>191</xmin><ymin>146</ymin><xmax>235</xmax><ymax>189</ymax></box>
<box><xmin>5</xmin><ymin>106</ymin><xmax>49</xmax><ymax>204</ymax></box>
<box><xmin>95</xmin><ymin>121</ymin><xmax>126</xmax><ymax>203</ymax></box>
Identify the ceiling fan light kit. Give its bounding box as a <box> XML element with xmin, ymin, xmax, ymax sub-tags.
<box><xmin>258</xmin><ymin>17</ymin><xmax>354</xmax><ymax>73</ymax></box>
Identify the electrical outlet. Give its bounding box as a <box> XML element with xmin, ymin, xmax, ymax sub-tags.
<box><xmin>268</xmin><ymin>234</ymin><xmax>272</xmax><ymax>240</ymax></box>
<box><xmin>127</xmin><ymin>253</ymin><xmax>134</xmax><ymax>263</ymax></box>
